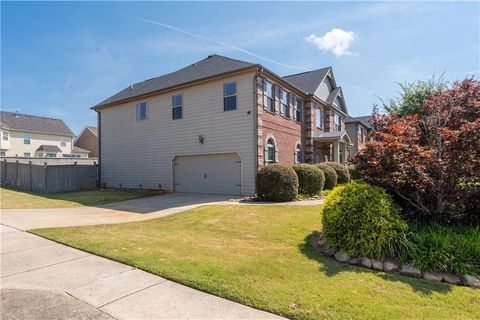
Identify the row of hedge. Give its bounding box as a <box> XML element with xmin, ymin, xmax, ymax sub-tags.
<box><xmin>321</xmin><ymin>182</ymin><xmax>480</xmax><ymax>277</ymax></box>
<box><xmin>256</xmin><ymin>162</ymin><xmax>351</xmax><ymax>201</ymax></box>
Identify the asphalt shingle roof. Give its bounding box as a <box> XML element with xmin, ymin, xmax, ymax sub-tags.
<box><xmin>345</xmin><ymin>115</ymin><xmax>373</xmax><ymax>129</ymax></box>
<box><xmin>0</xmin><ymin>111</ymin><xmax>74</xmax><ymax>136</ymax></box>
<box><xmin>36</xmin><ymin>145</ymin><xmax>62</xmax><ymax>152</ymax></box>
<box><xmin>95</xmin><ymin>55</ymin><xmax>257</xmax><ymax>108</ymax></box>
<box><xmin>282</xmin><ymin>67</ymin><xmax>331</xmax><ymax>95</ymax></box>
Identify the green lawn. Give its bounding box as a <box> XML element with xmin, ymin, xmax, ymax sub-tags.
<box><xmin>32</xmin><ymin>205</ymin><xmax>479</xmax><ymax>320</ymax></box>
<box><xmin>0</xmin><ymin>187</ymin><xmax>156</xmax><ymax>209</ymax></box>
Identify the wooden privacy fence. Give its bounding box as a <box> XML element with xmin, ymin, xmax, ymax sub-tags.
<box><xmin>1</xmin><ymin>159</ymin><xmax>98</xmax><ymax>193</ymax></box>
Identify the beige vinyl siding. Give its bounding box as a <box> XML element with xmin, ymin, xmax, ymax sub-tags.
<box><xmin>99</xmin><ymin>71</ymin><xmax>256</xmax><ymax>195</ymax></box>
<box><xmin>314</xmin><ymin>78</ymin><xmax>332</xmax><ymax>101</ymax></box>
<box><xmin>0</xmin><ymin>130</ymin><xmax>73</xmax><ymax>157</ymax></box>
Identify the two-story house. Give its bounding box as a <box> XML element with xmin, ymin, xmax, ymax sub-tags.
<box><xmin>345</xmin><ymin>115</ymin><xmax>373</xmax><ymax>158</ymax></box>
<box><xmin>0</xmin><ymin>111</ymin><xmax>89</xmax><ymax>158</ymax></box>
<box><xmin>93</xmin><ymin>54</ymin><xmax>364</xmax><ymax>195</ymax></box>
<box><xmin>74</xmin><ymin>126</ymin><xmax>99</xmax><ymax>158</ymax></box>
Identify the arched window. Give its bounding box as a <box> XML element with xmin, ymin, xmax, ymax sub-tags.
<box><xmin>295</xmin><ymin>144</ymin><xmax>303</xmax><ymax>163</ymax></box>
<box><xmin>265</xmin><ymin>138</ymin><xmax>276</xmax><ymax>164</ymax></box>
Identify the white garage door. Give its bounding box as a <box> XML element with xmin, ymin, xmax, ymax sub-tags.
<box><xmin>173</xmin><ymin>153</ymin><xmax>242</xmax><ymax>195</ymax></box>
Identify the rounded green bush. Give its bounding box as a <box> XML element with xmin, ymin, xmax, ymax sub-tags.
<box><xmin>292</xmin><ymin>164</ymin><xmax>325</xmax><ymax>196</ymax></box>
<box><xmin>256</xmin><ymin>164</ymin><xmax>298</xmax><ymax>201</ymax></box>
<box><xmin>322</xmin><ymin>183</ymin><xmax>406</xmax><ymax>259</ymax></box>
<box><xmin>315</xmin><ymin>163</ymin><xmax>338</xmax><ymax>190</ymax></box>
<box><xmin>324</xmin><ymin>162</ymin><xmax>350</xmax><ymax>184</ymax></box>
<box><xmin>348</xmin><ymin>165</ymin><xmax>363</xmax><ymax>180</ymax></box>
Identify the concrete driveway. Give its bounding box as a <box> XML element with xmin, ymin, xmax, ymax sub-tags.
<box><xmin>0</xmin><ymin>225</ymin><xmax>284</xmax><ymax>320</ymax></box>
<box><xmin>0</xmin><ymin>193</ymin><xmax>239</xmax><ymax>230</ymax></box>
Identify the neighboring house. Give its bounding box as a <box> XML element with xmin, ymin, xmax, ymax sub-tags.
<box><xmin>0</xmin><ymin>111</ymin><xmax>89</xmax><ymax>158</ymax></box>
<box><xmin>93</xmin><ymin>54</ymin><xmax>364</xmax><ymax>195</ymax></box>
<box><xmin>345</xmin><ymin>115</ymin><xmax>373</xmax><ymax>158</ymax></box>
<box><xmin>74</xmin><ymin>126</ymin><xmax>99</xmax><ymax>158</ymax></box>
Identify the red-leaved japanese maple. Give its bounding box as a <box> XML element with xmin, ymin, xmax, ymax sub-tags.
<box><xmin>356</xmin><ymin>78</ymin><xmax>480</xmax><ymax>221</ymax></box>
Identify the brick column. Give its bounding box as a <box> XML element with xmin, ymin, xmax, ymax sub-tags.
<box><xmin>303</xmin><ymin>101</ymin><xmax>314</xmax><ymax>163</ymax></box>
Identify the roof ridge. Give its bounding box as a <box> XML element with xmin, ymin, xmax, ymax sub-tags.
<box><xmin>0</xmin><ymin>110</ymin><xmax>60</xmax><ymax>121</ymax></box>
<box><xmin>283</xmin><ymin>66</ymin><xmax>331</xmax><ymax>78</ymax></box>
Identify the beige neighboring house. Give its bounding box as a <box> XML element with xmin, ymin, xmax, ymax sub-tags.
<box><xmin>0</xmin><ymin>111</ymin><xmax>89</xmax><ymax>158</ymax></box>
<box><xmin>74</xmin><ymin>126</ymin><xmax>98</xmax><ymax>158</ymax></box>
<box><xmin>345</xmin><ymin>115</ymin><xmax>373</xmax><ymax>158</ymax></box>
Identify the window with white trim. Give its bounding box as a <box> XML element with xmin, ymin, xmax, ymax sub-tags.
<box><xmin>223</xmin><ymin>82</ymin><xmax>237</xmax><ymax>111</ymax></box>
<box><xmin>263</xmin><ymin>79</ymin><xmax>274</xmax><ymax>112</ymax></box>
<box><xmin>0</xmin><ymin>152</ymin><xmax>5</xmax><ymax>157</ymax></box>
<box><xmin>293</xmin><ymin>98</ymin><xmax>303</xmax><ymax>122</ymax></box>
<box><xmin>24</xmin><ymin>153</ymin><xmax>31</xmax><ymax>157</ymax></box>
<box><xmin>265</xmin><ymin>138</ymin><xmax>275</xmax><ymax>164</ymax></box>
<box><xmin>295</xmin><ymin>144</ymin><xmax>303</xmax><ymax>163</ymax></box>
<box><xmin>2</xmin><ymin>131</ymin><xmax>8</xmax><ymax>141</ymax></box>
<box><xmin>45</xmin><ymin>153</ymin><xmax>57</xmax><ymax>158</ymax></box>
<box><xmin>358</xmin><ymin>126</ymin><xmax>366</xmax><ymax>143</ymax></box>
<box><xmin>172</xmin><ymin>94</ymin><xmax>183</xmax><ymax>120</ymax></box>
<box><xmin>61</xmin><ymin>137</ymin><xmax>67</xmax><ymax>147</ymax></box>
<box><xmin>334</xmin><ymin>113</ymin><xmax>342</xmax><ymax>131</ymax></box>
<box><xmin>23</xmin><ymin>134</ymin><xmax>31</xmax><ymax>145</ymax></box>
<box><xmin>316</xmin><ymin>108</ymin><xmax>322</xmax><ymax>129</ymax></box>
<box><xmin>136</xmin><ymin>102</ymin><xmax>148</xmax><ymax>121</ymax></box>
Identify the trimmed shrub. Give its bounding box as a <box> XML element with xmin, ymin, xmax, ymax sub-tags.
<box><xmin>322</xmin><ymin>183</ymin><xmax>406</xmax><ymax>259</ymax></box>
<box><xmin>292</xmin><ymin>164</ymin><xmax>325</xmax><ymax>196</ymax></box>
<box><xmin>348</xmin><ymin>165</ymin><xmax>363</xmax><ymax>180</ymax></box>
<box><xmin>315</xmin><ymin>163</ymin><xmax>338</xmax><ymax>190</ymax></box>
<box><xmin>324</xmin><ymin>162</ymin><xmax>350</xmax><ymax>184</ymax></box>
<box><xmin>256</xmin><ymin>164</ymin><xmax>298</xmax><ymax>201</ymax></box>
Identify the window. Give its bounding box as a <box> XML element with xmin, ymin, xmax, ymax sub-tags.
<box><xmin>263</xmin><ymin>79</ymin><xmax>274</xmax><ymax>112</ymax></box>
<box><xmin>24</xmin><ymin>153</ymin><xmax>31</xmax><ymax>157</ymax></box>
<box><xmin>295</xmin><ymin>144</ymin><xmax>303</xmax><ymax>163</ymax></box>
<box><xmin>23</xmin><ymin>134</ymin><xmax>31</xmax><ymax>145</ymax></box>
<box><xmin>2</xmin><ymin>132</ymin><xmax>8</xmax><ymax>141</ymax></box>
<box><xmin>136</xmin><ymin>102</ymin><xmax>148</xmax><ymax>121</ymax></box>
<box><xmin>293</xmin><ymin>98</ymin><xmax>303</xmax><ymax>122</ymax></box>
<box><xmin>45</xmin><ymin>153</ymin><xmax>57</xmax><ymax>158</ymax></box>
<box><xmin>358</xmin><ymin>126</ymin><xmax>366</xmax><ymax>143</ymax></box>
<box><xmin>316</xmin><ymin>108</ymin><xmax>322</xmax><ymax>129</ymax></box>
<box><xmin>61</xmin><ymin>138</ymin><xmax>67</xmax><ymax>147</ymax></box>
<box><xmin>280</xmin><ymin>89</ymin><xmax>290</xmax><ymax>117</ymax></box>
<box><xmin>334</xmin><ymin>113</ymin><xmax>342</xmax><ymax>131</ymax></box>
<box><xmin>265</xmin><ymin>138</ymin><xmax>276</xmax><ymax>164</ymax></box>
<box><xmin>172</xmin><ymin>94</ymin><xmax>183</xmax><ymax>120</ymax></box>
<box><xmin>0</xmin><ymin>152</ymin><xmax>5</xmax><ymax>157</ymax></box>
<box><xmin>223</xmin><ymin>82</ymin><xmax>237</xmax><ymax>111</ymax></box>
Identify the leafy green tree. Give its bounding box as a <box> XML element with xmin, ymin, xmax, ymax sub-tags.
<box><xmin>383</xmin><ymin>75</ymin><xmax>449</xmax><ymax>116</ymax></box>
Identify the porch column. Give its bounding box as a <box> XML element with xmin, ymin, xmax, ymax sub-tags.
<box><xmin>343</xmin><ymin>142</ymin><xmax>348</xmax><ymax>163</ymax></box>
<box><xmin>333</xmin><ymin>141</ymin><xmax>340</xmax><ymax>162</ymax></box>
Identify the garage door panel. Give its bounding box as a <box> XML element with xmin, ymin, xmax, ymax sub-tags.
<box><xmin>174</xmin><ymin>153</ymin><xmax>241</xmax><ymax>195</ymax></box>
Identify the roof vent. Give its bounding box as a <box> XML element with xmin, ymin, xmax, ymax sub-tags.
<box><xmin>130</xmin><ymin>84</ymin><xmax>134</xmax><ymax>90</ymax></box>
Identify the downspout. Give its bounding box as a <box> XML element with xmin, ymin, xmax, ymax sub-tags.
<box><xmin>96</xmin><ymin>110</ymin><xmax>101</xmax><ymax>188</ymax></box>
<box><xmin>253</xmin><ymin>68</ymin><xmax>261</xmax><ymax>195</ymax></box>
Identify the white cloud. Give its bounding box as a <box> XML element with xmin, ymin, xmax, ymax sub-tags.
<box><xmin>306</xmin><ymin>28</ymin><xmax>356</xmax><ymax>57</ymax></box>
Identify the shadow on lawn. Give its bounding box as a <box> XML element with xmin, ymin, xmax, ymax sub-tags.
<box><xmin>299</xmin><ymin>232</ymin><xmax>454</xmax><ymax>295</ymax></box>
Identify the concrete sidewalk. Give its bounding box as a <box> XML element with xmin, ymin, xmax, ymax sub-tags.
<box><xmin>0</xmin><ymin>224</ymin><xmax>284</xmax><ymax>320</ymax></box>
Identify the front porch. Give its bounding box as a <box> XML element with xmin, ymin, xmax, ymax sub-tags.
<box><xmin>312</xmin><ymin>131</ymin><xmax>352</xmax><ymax>164</ymax></box>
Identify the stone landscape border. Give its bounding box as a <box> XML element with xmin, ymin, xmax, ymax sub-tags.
<box><xmin>310</xmin><ymin>231</ymin><xmax>480</xmax><ymax>289</ymax></box>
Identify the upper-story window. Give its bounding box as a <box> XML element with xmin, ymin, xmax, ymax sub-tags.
<box><xmin>23</xmin><ymin>134</ymin><xmax>31</xmax><ymax>145</ymax></box>
<box><xmin>334</xmin><ymin>113</ymin><xmax>342</xmax><ymax>131</ymax></box>
<box><xmin>24</xmin><ymin>153</ymin><xmax>31</xmax><ymax>157</ymax></box>
<box><xmin>359</xmin><ymin>126</ymin><xmax>366</xmax><ymax>143</ymax></box>
<box><xmin>263</xmin><ymin>79</ymin><xmax>274</xmax><ymax>113</ymax></box>
<box><xmin>316</xmin><ymin>108</ymin><xmax>322</xmax><ymax>129</ymax></box>
<box><xmin>2</xmin><ymin>132</ymin><xmax>8</xmax><ymax>141</ymax></box>
<box><xmin>265</xmin><ymin>138</ymin><xmax>276</xmax><ymax>164</ymax></box>
<box><xmin>136</xmin><ymin>102</ymin><xmax>148</xmax><ymax>121</ymax></box>
<box><xmin>172</xmin><ymin>94</ymin><xmax>183</xmax><ymax>120</ymax></box>
<box><xmin>280</xmin><ymin>89</ymin><xmax>290</xmax><ymax>117</ymax></box>
<box><xmin>293</xmin><ymin>98</ymin><xmax>303</xmax><ymax>122</ymax></box>
<box><xmin>61</xmin><ymin>137</ymin><xmax>67</xmax><ymax>147</ymax></box>
<box><xmin>223</xmin><ymin>82</ymin><xmax>237</xmax><ymax>111</ymax></box>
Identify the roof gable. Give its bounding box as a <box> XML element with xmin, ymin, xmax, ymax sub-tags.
<box><xmin>95</xmin><ymin>54</ymin><xmax>256</xmax><ymax>108</ymax></box>
<box><xmin>326</xmin><ymin>87</ymin><xmax>348</xmax><ymax>114</ymax></box>
<box><xmin>282</xmin><ymin>67</ymin><xmax>331</xmax><ymax>95</ymax></box>
<box><xmin>0</xmin><ymin>111</ymin><xmax>74</xmax><ymax>136</ymax></box>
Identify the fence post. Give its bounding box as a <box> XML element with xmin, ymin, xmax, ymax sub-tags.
<box><xmin>29</xmin><ymin>161</ymin><xmax>33</xmax><ymax>191</ymax></box>
<box><xmin>94</xmin><ymin>161</ymin><xmax>98</xmax><ymax>189</ymax></box>
<box><xmin>43</xmin><ymin>162</ymin><xmax>48</xmax><ymax>193</ymax></box>
<box><xmin>15</xmin><ymin>160</ymin><xmax>19</xmax><ymax>188</ymax></box>
<box><xmin>74</xmin><ymin>161</ymin><xmax>78</xmax><ymax>191</ymax></box>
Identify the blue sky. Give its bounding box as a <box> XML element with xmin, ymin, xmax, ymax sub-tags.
<box><xmin>2</xmin><ymin>1</ymin><xmax>479</xmax><ymax>134</ymax></box>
